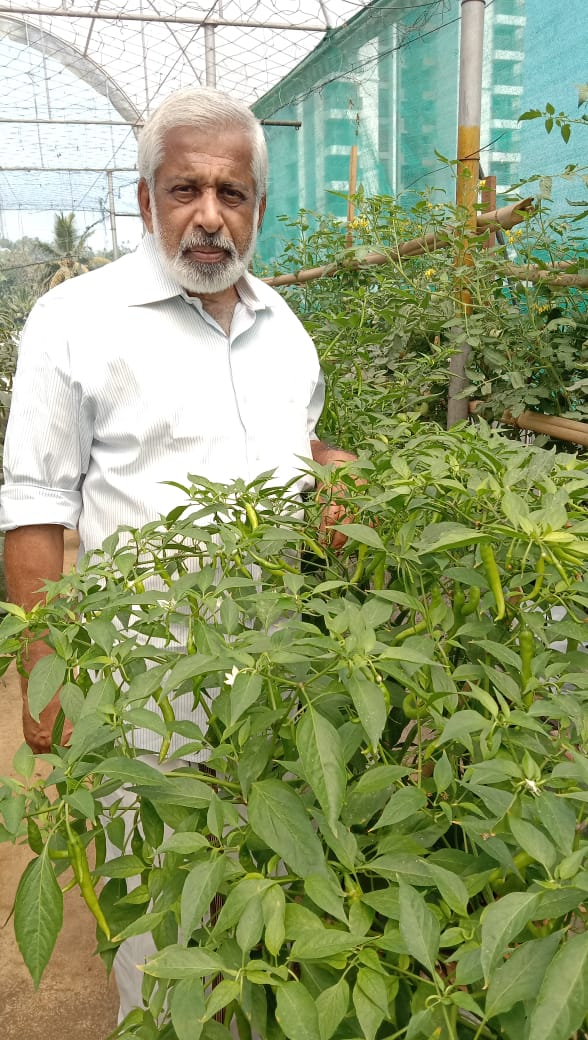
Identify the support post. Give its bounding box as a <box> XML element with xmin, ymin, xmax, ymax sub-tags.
<box><xmin>106</xmin><ymin>170</ymin><xmax>119</xmax><ymax>260</ymax></box>
<box><xmin>204</xmin><ymin>25</ymin><xmax>217</xmax><ymax>87</ymax></box>
<box><xmin>447</xmin><ymin>0</ymin><xmax>486</xmax><ymax>427</ymax></box>
<box><xmin>346</xmin><ymin>145</ymin><xmax>358</xmax><ymax>248</ymax></box>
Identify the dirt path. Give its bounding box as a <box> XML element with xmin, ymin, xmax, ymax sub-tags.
<box><xmin>0</xmin><ymin>532</ymin><xmax>119</xmax><ymax>1040</ymax></box>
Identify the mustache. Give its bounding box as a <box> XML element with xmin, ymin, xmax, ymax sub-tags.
<box><xmin>179</xmin><ymin>233</ymin><xmax>237</xmax><ymax>257</ymax></box>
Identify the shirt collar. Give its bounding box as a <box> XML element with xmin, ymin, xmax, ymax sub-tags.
<box><xmin>127</xmin><ymin>232</ymin><xmax>271</xmax><ymax>313</ymax></box>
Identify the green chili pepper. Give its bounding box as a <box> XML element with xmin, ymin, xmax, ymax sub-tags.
<box><xmin>372</xmin><ymin>553</ymin><xmax>386</xmax><ymax>590</ymax></box>
<box><xmin>157</xmin><ymin>691</ymin><xmax>175</xmax><ymax>763</ymax></box>
<box><xmin>520</xmin><ymin>625</ymin><xmax>534</xmax><ymax>704</ymax></box>
<box><xmin>394</xmin><ymin>618</ymin><xmax>428</xmax><ymax>643</ymax></box>
<box><xmin>528</xmin><ymin>553</ymin><xmax>546</xmax><ymax>600</ymax></box>
<box><xmin>480</xmin><ymin>543</ymin><xmax>505</xmax><ymax>621</ymax></box>
<box><xmin>402</xmin><ymin>693</ymin><xmax>419</xmax><ymax>720</ymax></box>
<box><xmin>453</xmin><ymin>584</ymin><xmax>466</xmax><ymax>626</ymax></box>
<box><xmin>461</xmin><ymin>585</ymin><xmax>481</xmax><ymax>617</ymax></box>
<box><xmin>350</xmin><ymin>544</ymin><xmax>367</xmax><ymax>585</ymax></box>
<box><xmin>244</xmin><ymin>502</ymin><xmax>259</xmax><ymax>532</ymax></box>
<box><xmin>66</xmin><ymin>821</ymin><xmax>111</xmax><ymax>939</ymax></box>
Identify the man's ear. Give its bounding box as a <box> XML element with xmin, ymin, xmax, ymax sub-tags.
<box><xmin>138</xmin><ymin>178</ymin><xmax>154</xmax><ymax>233</ymax></box>
<box><xmin>257</xmin><ymin>195</ymin><xmax>267</xmax><ymax>232</ymax></box>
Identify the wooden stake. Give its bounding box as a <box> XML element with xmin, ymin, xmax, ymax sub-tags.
<box><xmin>346</xmin><ymin>145</ymin><xmax>358</xmax><ymax>248</ymax></box>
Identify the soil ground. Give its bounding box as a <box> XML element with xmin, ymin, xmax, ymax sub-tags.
<box><xmin>0</xmin><ymin>531</ymin><xmax>119</xmax><ymax>1040</ymax></box>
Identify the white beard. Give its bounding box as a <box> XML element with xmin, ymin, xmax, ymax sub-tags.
<box><xmin>151</xmin><ymin>207</ymin><xmax>258</xmax><ymax>294</ymax></box>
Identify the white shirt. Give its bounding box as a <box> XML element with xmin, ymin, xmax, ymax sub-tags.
<box><xmin>0</xmin><ymin>234</ymin><xmax>323</xmax><ymax>553</ymax></box>
<box><xmin>0</xmin><ymin>234</ymin><xmax>324</xmax><ymax>757</ymax></box>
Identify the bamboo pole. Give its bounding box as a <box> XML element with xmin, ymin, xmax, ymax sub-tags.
<box><xmin>447</xmin><ymin>0</ymin><xmax>486</xmax><ymax>428</ymax></box>
<box><xmin>346</xmin><ymin>145</ymin><xmax>358</xmax><ymax>248</ymax></box>
<box><xmin>469</xmin><ymin>403</ymin><xmax>588</xmax><ymax>447</ymax></box>
<box><xmin>260</xmin><ymin>196</ymin><xmax>588</xmax><ymax>291</ymax></box>
<box><xmin>481</xmin><ymin>175</ymin><xmax>497</xmax><ymax>249</ymax></box>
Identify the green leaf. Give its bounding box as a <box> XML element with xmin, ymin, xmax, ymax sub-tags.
<box><xmin>398</xmin><ymin>881</ymin><xmax>439</xmax><ymax>975</ymax></box>
<box><xmin>202</xmin><ymin>979</ymin><xmax>240</xmax><ymax>1023</ymax></box>
<box><xmin>480</xmin><ymin>891</ymin><xmax>541</xmax><ymax>981</ymax></box>
<box><xmin>157</xmin><ymin>833</ymin><xmax>210</xmax><ymax>855</ymax></box>
<box><xmin>181</xmin><ymin>855</ymin><xmax>226</xmax><ymax>938</ymax></box>
<box><xmin>66</xmin><ymin>788</ymin><xmax>96</xmax><ymax>822</ymax></box>
<box><xmin>98</xmin><ymin>756</ymin><xmax>164</xmax><ymax>786</ymax></box>
<box><xmin>290</xmin><ymin>928</ymin><xmax>360</xmax><ymax>960</ymax></box>
<box><xmin>485</xmin><ymin>932</ymin><xmax>561</xmax><ymax>1019</ymax></box>
<box><xmin>427</xmin><ymin>862</ymin><xmax>469</xmax><ymax>917</ymax></box>
<box><xmin>213</xmin><ymin>877</ymin><xmax>275</xmax><ymax>936</ymax></box>
<box><xmin>353</xmin><ymin>968</ymin><xmax>388</xmax><ymax>1040</ymax></box>
<box><xmin>297</xmin><ymin>706</ymin><xmax>346</xmax><ymax>830</ymax></box>
<box><xmin>433</xmin><ymin>752</ymin><xmax>453</xmax><ymax>794</ymax></box>
<box><xmin>113</xmin><ymin>910</ymin><xmax>167</xmax><ymax>942</ymax></box>
<box><xmin>438</xmin><ymin>710</ymin><xmax>489</xmax><ymax>746</ymax></box>
<box><xmin>275</xmin><ymin>981</ymin><xmax>320</xmax><ymax>1040</ymax></box>
<box><xmin>263</xmin><ymin>884</ymin><xmax>286</xmax><ymax>956</ymax></box>
<box><xmin>316</xmin><ymin>977</ymin><xmax>349</xmax><ymax>1040</ymax></box>
<box><xmin>142</xmin><ymin>944</ymin><xmax>225</xmax><ymax>979</ymax></box>
<box><xmin>331</xmin><ymin>523</ymin><xmax>385</xmax><ymax>550</ymax></box>
<box><xmin>537</xmin><ymin>792</ymin><xmax>576</xmax><ymax>855</ymax></box>
<box><xmin>371</xmin><ymin>786</ymin><xmax>426</xmax><ymax>830</ymax></box>
<box><xmin>344</xmin><ymin>672</ymin><xmax>387</xmax><ymax>749</ymax></box>
<box><xmin>136</xmin><ymin>775</ymin><xmax>213</xmax><ymax>808</ymax></box>
<box><xmin>236</xmin><ymin>895</ymin><xmax>264</xmax><ymax>954</ymax></box>
<box><xmin>527</xmin><ymin>930</ymin><xmax>588</xmax><ymax>1040</ymax></box>
<box><xmin>229</xmin><ymin>671</ymin><xmax>263</xmax><ymax>725</ymax></box>
<box><xmin>14</xmin><ymin>854</ymin><xmax>63</xmax><ymax>987</ymax></box>
<box><xmin>12</xmin><ymin>742</ymin><xmax>35</xmax><ymax>780</ymax></box>
<box><xmin>304</xmin><ymin>873</ymin><xmax>347</xmax><ymax>924</ymax></box>
<box><xmin>28</xmin><ymin>654</ymin><xmax>67</xmax><ymax>721</ymax></box>
<box><xmin>171</xmin><ymin>976</ymin><xmax>205</xmax><ymax>1040</ymax></box>
<box><xmin>417</xmin><ymin>522</ymin><xmax>487</xmax><ymax>553</ymax></box>
<box><xmin>509</xmin><ymin>816</ymin><xmax>557</xmax><ymax>872</ymax></box>
<box><xmin>518</xmin><ymin>108</ymin><xmax>543</xmax><ymax>121</ymax></box>
<box><xmin>249</xmin><ymin>780</ymin><xmax>326</xmax><ymax>876</ymax></box>
<box><xmin>60</xmin><ymin>682</ymin><xmax>84</xmax><ymax>723</ymax></box>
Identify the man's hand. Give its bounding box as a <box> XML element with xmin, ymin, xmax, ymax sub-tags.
<box><xmin>310</xmin><ymin>440</ymin><xmax>363</xmax><ymax>551</ymax></box>
<box><xmin>4</xmin><ymin>524</ymin><xmax>68</xmax><ymax>753</ymax></box>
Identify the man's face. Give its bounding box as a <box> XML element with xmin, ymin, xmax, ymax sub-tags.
<box><xmin>138</xmin><ymin>125</ymin><xmax>266</xmax><ymax>296</ymax></box>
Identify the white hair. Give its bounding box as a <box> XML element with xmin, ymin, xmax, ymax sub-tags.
<box><xmin>137</xmin><ymin>86</ymin><xmax>268</xmax><ymax>201</ymax></box>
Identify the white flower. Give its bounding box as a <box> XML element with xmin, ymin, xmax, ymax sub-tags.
<box><xmin>524</xmin><ymin>778</ymin><xmax>541</xmax><ymax>796</ymax></box>
<box><xmin>224</xmin><ymin>665</ymin><xmax>240</xmax><ymax>687</ymax></box>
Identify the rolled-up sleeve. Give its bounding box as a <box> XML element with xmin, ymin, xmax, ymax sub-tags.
<box><xmin>0</xmin><ymin>292</ymin><xmax>89</xmax><ymax>532</ymax></box>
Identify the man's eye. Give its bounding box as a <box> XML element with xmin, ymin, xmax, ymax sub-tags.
<box><xmin>222</xmin><ymin>188</ymin><xmax>245</xmax><ymax>202</ymax></box>
<box><xmin>172</xmin><ymin>185</ymin><xmax>194</xmax><ymax>198</ymax></box>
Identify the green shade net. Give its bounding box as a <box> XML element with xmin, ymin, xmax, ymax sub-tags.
<box><xmin>253</xmin><ymin>0</ymin><xmax>587</xmax><ymax>268</ymax></box>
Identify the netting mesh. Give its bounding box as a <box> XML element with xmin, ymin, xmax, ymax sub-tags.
<box><xmin>0</xmin><ymin>1</ymin><xmax>370</xmax><ymax>227</ymax></box>
<box><xmin>0</xmin><ymin>0</ymin><xmax>586</xmax><ymax>259</ymax></box>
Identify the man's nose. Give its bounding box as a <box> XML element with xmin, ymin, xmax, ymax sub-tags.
<box><xmin>192</xmin><ymin>189</ymin><xmax>223</xmax><ymax>234</ymax></box>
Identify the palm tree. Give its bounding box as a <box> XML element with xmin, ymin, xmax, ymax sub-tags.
<box><xmin>39</xmin><ymin>213</ymin><xmax>105</xmax><ymax>290</ymax></box>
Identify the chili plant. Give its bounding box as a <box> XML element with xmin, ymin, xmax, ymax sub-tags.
<box><xmin>1</xmin><ymin>420</ymin><xmax>588</xmax><ymax>1040</ymax></box>
<box><xmin>272</xmin><ymin>183</ymin><xmax>588</xmax><ymax>433</ymax></box>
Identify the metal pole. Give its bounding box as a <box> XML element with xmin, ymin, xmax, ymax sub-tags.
<box><xmin>204</xmin><ymin>25</ymin><xmax>216</xmax><ymax>87</ymax></box>
<box><xmin>0</xmin><ymin>7</ymin><xmax>326</xmax><ymax>30</ymax></box>
<box><xmin>447</xmin><ymin>0</ymin><xmax>485</xmax><ymax>428</ymax></box>
<box><xmin>107</xmin><ymin>170</ymin><xmax>119</xmax><ymax>260</ymax></box>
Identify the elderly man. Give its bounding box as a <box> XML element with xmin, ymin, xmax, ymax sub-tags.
<box><xmin>0</xmin><ymin>86</ymin><xmax>355</xmax><ymax>1023</ymax></box>
<box><xmin>1</xmin><ymin>86</ymin><xmax>354</xmax><ymax>755</ymax></box>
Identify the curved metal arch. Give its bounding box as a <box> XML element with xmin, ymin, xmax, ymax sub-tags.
<box><xmin>0</xmin><ymin>14</ymin><xmax>141</xmax><ymax>133</ymax></box>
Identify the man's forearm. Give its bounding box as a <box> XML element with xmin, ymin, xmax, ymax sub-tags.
<box><xmin>5</xmin><ymin>524</ymin><xmax>65</xmax><ymax>609</ymax></box>
<box><xmin>4</xmin><ymin>524</ymin><xmax>66</xmax><ymax>751</ymax></box>
<box><xmin>310</xmin><ymin>439</ymin><xmax>357</xmax><ymax>466</ymax></box>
